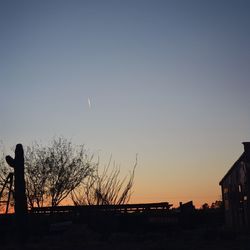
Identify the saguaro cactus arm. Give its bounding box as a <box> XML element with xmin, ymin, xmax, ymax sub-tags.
<box><xmin>5</xmin><ymin>155</ymin><xmax>16</xmax><ymax>168</ymax></box>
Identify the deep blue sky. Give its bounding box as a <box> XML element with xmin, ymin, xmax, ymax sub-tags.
<box><xmin>1</xmin><ymin>0</ymin><xmax>250</xmax><ymax>206</ymax></box>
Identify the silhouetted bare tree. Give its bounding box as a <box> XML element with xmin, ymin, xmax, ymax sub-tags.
<box><xmin>25</xmin><ymin>143</ymin><xmax>49</xmax><ymax>208</ymax></box>
<box><xmin>0</xmin><ymin>150</ymin><xmax>14</xmax><ymax>212</ymax></box>
<box><xmin>25</xmin><ymin>137</ymin><xmax>97</xmax><ymax>207</ymax></box>
<box><xmin>0</xmin><ymin>138</ymin><xmax>97</xmax><ymax>209</ymax></box>
<box><xmin>71</xmin><ymin>156</ymin><xmax>137</xmax><ymax>205</ymax></box>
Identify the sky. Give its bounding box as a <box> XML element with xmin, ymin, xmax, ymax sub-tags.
<box><xmin>1</xmin><ymin>0</ymin><xmax>250</xmax><ymax>207</ymax></box>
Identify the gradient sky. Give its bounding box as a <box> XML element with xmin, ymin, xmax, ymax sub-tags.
<box><xmin>1</xmin><ymin>0</ymin><xmax>250</xmax><ymax>207</ymax></box>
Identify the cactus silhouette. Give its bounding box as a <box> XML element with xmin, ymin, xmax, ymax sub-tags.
<box><xmin>5</xmin><ymin>144</ymin><xmax>28</xmax><ymax>222</ymax></box>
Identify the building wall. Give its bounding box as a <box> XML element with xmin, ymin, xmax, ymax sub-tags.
<box><xmin>221</xmin><ymin>161</ymin><xmax>249</xmax><ymax>229</ymax></box>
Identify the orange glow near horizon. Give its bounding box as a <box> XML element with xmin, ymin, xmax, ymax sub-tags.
<box><xmin>44</xmin><ymin>190</ymin><xmax>221</xmax><ymax>209</ymax></box>
<box><xmin>129</xmin><ymin>194</ymin><xmax>221</xmax><ymax>209</ymax></box>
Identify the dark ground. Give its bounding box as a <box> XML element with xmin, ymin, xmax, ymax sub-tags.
<box><xmin>1</xmin><ymin>209</ymin><xmax>249</xmax><ymax>250</ymax></box>
<box><xmin>1</xmin><ymin>223</ymin><xmax>250</xmax><ymax>250</ymax></box>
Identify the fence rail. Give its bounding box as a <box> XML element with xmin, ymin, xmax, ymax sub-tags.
<box><xmin>30</xmin><ymin>202</ymin><xmax>172</xmax><ymax>215</ymax></box>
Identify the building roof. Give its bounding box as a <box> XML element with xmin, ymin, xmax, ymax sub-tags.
<box><xmin>219</xmin><ymin>153</ymin><xmax>245</xmax><ymax>185</ymax></box>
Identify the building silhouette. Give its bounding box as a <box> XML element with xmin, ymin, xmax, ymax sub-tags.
<box><xmin>219</xmin><ymin>142</ymin><xmax>250</xmax><ymax>229</ymax></box>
